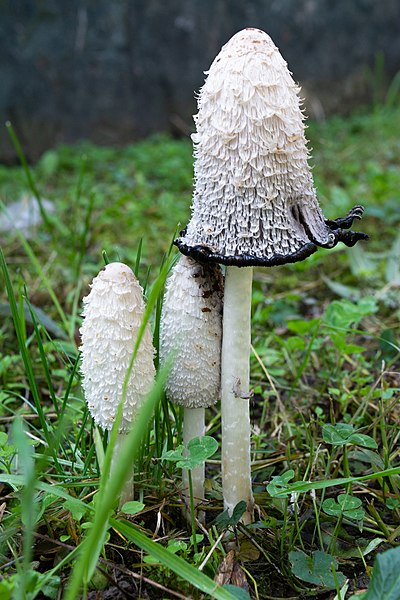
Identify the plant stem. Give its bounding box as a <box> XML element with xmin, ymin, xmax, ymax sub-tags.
<box><xmin>221</xmin><ymin>266</ymin><xmax>254</xmax><ymax>524</ymax></box>
<box><xmin>188</xmin><ymin>470</ymin><xmax>198</xmax><ymax>553</ymax></box>
<box><xmin>183</xmin><ymin>407</ymin><xmax>205</xmax><ymax>523</ymax></box>
<box><xmin>343</xmin><ymin>445</ymin><xmax>352</xmax><ymax>494</ymax></box>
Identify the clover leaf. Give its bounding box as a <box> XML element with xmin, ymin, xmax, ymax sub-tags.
<box><xmin>289</xmin><ymin>549</ymin><xmax>346</xmax><ymax>589</ymax></box>
<box><xmin>322</xmin><ymin>493</ymin><xmax>365</xmax><ymax>521</ymax></box>
<box><xmin>322</xmin><ymin>423</ymin><xmax>377</xmax><ymax>448</ymax></box>
<box><xmin>162</xmin><ymin>435</ymin><xmax>218</xmax><ymax>470</ymax></box>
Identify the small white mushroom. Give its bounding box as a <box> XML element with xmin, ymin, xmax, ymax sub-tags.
<box><xmin>80</xmin><ymin>262</ymin><xmax>155</xmax><ymax>431</ymax></box>
<box><xmin>160</xmin><ymin>255</ymin><xmax>223</xmax><ymax>514</ymax></box>
<box><xmin>80</xmin><ymin>262</ymin><xmax>156</xmax><ymax>501</ymax></box>
<box><xmin>175</xmin><ymin>28</ymin><xmax>367</xmax><ymax>524</ymax></box>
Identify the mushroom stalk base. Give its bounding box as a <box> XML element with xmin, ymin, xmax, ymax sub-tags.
<box><xmin>221</xmin><ymin>266</ymin><xmax>254</xmax><ymax>525</ymax></box>
<box><xmin>182</xmin><ymin>407</ymin><xmax>205</xmax><ymax>522</ymax></box>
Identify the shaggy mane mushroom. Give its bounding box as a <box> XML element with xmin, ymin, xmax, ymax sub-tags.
<box><xmin>160</xmin><ymin>255</ymin><xmax>223</xmax><ymax>518</ymax></box>
<box><xmin>175</xmin><ymin>28</ymin><xmax>367</xmax><ymax>524</ymax></box>
<box><xmin>80</xmin><ymin>262</ymin><xmax>156</xmax><ymax>502</ymax></box>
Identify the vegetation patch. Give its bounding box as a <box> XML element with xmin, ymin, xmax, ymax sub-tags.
<box><xmin>0</xmin><ymin>104</ymin><xmax>399</xmax><ymax>598</ymax></box>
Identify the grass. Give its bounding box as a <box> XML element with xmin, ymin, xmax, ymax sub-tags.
<box><xmin>0</xmin><ymin>101</ymin><xmax>399</xmax><ymax>599</ymax></box>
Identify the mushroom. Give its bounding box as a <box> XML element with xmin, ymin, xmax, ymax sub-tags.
<box><xmin>175</xmin><ymin>28</ymin><xmax>367</xmax><ymax>524</ymax></box>
<box><xmin>160</xmin><ymin>254</ymin><xmax>223</xmax><ymax>515</ymax></box>
<box><xmin>80</xmin><ymin>262</ymin><xmax>156</xmax><ymax>501</ymax></box>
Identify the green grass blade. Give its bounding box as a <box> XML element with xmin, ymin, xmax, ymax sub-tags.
<box><xmin>272</xmin><ymin>466</ymin><xmax>400</xmax><ymax>497</ymax></box>
<box><xmin>5</xmin><ymin>121</ymin><xmax>67</xmax><ymax>238</ymax></box>
<box><xmin>5</xmin><ymin>121</ymin><xmax>52</xmax><ymax>231</ymax></box>
<box><xmin>110</xmin><ymin>519</ymin><xmax>243</xmax><ymax>600</ymax></box>
<box><xmin>24</xmin><ymin>295</ymin><xmax>78</xmax><ymax>464</ymax></box>
<box><xmin>11</xmin><ymin>418</ymin><xmax>38</xmax><ymax>600</ymax></box>
<box><xmin>25</xmin><ymin>296</ymin><xmax>59</xmax><ymax>417</ymax></box>
<box><xmin>0</xmin><ymin>200</ymin><xmax>71</xmax><ymax>335</ymax></box>
<box><xmin>68</xmin><ymin>193</ymin><xmax>95</xmax><ymax>340</ymax></box>
<box><xmin>0</xmin><ymin>301</ymin><xmax>68</xmax><ymax>340</ymax></box>
<box><xmin>0</xmin><ymin>474</ymin><xmax>93</xmax><ymax>508</ymax></box>
<box><xmin>287</xmin><ymin>321</ymin><xmax>320</xmax><ymax>402</ymax></box>
<box><xmin>102</xmin><ymin>249</ymin><xmax>110</xmax><ymax>265</ymax></box>
<box><xmin>59</xmin><ymin>353</ymin><xmax>81</xmax><ymax>420</ymax></box>
<box><xmin>63</xmin><ymin>365</ymin><xmax>170</xmax><ymax>599</ymax></box>
<box><xmin>134</xmin><ymin>238</ymin><xmax>143</xmax><ymax>277</ymax></box>
<box><xmin>0</xmin><ymin>248</ymin><xmax>62</xmax><ymax>472</ymax></box>
<box><xmin>0</xmin><ymin>472</ymin><xmax>244</xmax><ymax>600</ymax></box>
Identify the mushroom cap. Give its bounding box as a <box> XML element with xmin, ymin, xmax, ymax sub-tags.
<box><xmin>175</xmin><ymin>28</ymin><xmax>365</xmax><ymax>267</ymax></box>
<box><xmin>160</xmin><ymin>255</ymin><xmax>223</xmax><ymax>408</ymax></box>
<box><xmin>80</xmin><ymin>262</ymin><xmax>156</xmax><ymax>433</ymax></box>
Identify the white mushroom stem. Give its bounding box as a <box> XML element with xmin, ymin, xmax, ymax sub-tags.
<box><xmin>182</xmin><ymin>407</ymin><xmax>205</xmax><ymax>510</ymax></box>
<box><xmin>221</xmin><ymin>266</ymin><xmax>254</xmax><ymax>524</ymax></box>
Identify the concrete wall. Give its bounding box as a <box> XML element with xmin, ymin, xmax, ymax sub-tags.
<box><xmin>1</xmin><ymin>0</ymin><xmax>400</xmax><ymax>162</ymax></box>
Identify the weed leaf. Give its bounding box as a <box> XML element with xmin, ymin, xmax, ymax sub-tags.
<box><xmin>322</xmin><ymin>424</ymin><xmax>377</xmax><ymax>448</ymax></box>
<box><xmin>289</xmin><ymin>549</ymin><xmax>346</xmax><ymax>589</ymax></box>
<box><xmin>363</xmin><ymin>546</ymin><xmax>400</xmax><ymax>600</ymax></box>
<box><xmin>266</xmin><ymin>469</ymin><xmax>295</xmax><ymax>496</ymax></box>
<box><xmin>323</xmin><ymin>297</ymin><xmax>377</xmax><ymax>329</ymax></box>
<box><xmin>162</xmin><ymin>444</ymin><xmax>185</xmax><ymax>462</ymax></box>
<box><xmin>63</xmin><ymin>498</ymin><xmax>88</xmax><ymax>522</ymax></box>
<box><xmin>215</xmin><ymin>501</ymin><xmax>248</xmax><ymax>529</ymax></box>
<box><xmin>0</xmin><ymin>578</ymin><xmax>14</xmax><ymax>600</ymax></box>
<box><xmin>162</xmin><ymin>436</ymin><xmax>218</xmax><ymax>470</ymax></box>
<box><xmin>184</xmin><ymin>436</ymin><xmax>218</xmax><ymax>468</ymax></box>
<box><xmin>121</xmin><ymin>501</ymin><xmax>145</xmax><ymax>515</ymax></box>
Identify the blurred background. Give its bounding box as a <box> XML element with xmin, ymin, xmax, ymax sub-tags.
<box><xmin>2</xmin><ymin>0</ymin><xmax>400</xmax><ymax>163</ymax></box>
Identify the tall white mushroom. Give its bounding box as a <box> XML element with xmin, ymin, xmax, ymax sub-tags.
<box><xmin>160</xmin><ymin>255</ymin><xmax>223</xmax><ymax>514</ymax></box>
<box><xmin>80</xmin><ymin>262</ymin><xmax>156</xmax><ymax>501</ymax></box>
<box><xmin>176</xmin><ymin>28</ymin><xmax>367</xmax><ymax>524</ymax></box>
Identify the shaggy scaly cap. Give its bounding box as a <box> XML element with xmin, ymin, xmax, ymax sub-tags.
<box><xmin>176</xmin><ymin>28</ymin><xmax>367</xmax><ymax>266</ymax></box>
<box><xmin>80</xmin><ymin>262</ymin><xmax>155</xmax><ymax>432</ymax></box>
<box><xmin>160</xmin><ymin>255</ymin><xmax>223</xmax><ymax>408</ymax></box>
